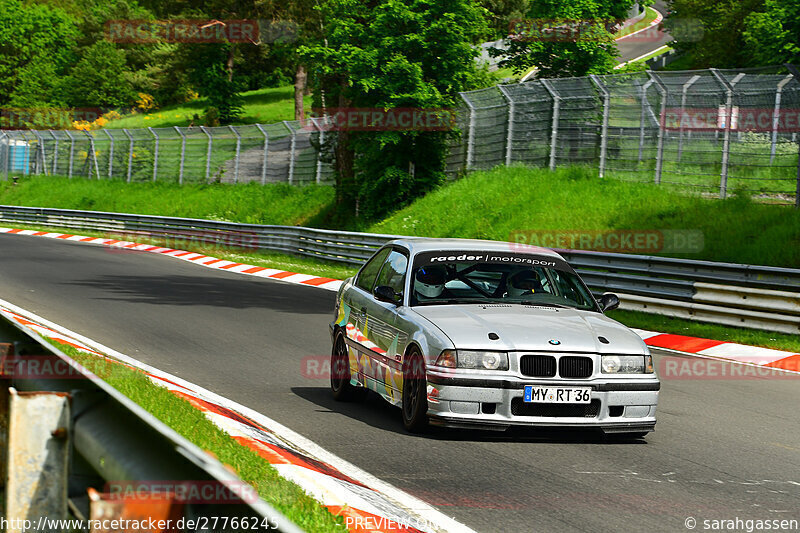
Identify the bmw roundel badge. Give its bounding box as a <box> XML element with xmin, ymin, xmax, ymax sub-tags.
<box><xmin>548</xmin><ymin>339</ymin><xmax>561</xmax><ymax>345</ymax></box>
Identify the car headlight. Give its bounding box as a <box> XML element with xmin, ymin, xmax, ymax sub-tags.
<box><xmin>435</xmin><ymin>350</ymin><xmax>508</xmax><ymax>370</ymax></box>
<box><xmin>601</xmin><ymin>355</ymin><xmax>653</xmax><ymax>374</ymax></box>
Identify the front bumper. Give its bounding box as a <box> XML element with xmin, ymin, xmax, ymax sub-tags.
<box><xmin>426</xmin><ymin>370</ymin><xmax>659</xmax><ymax>433</ymax></box>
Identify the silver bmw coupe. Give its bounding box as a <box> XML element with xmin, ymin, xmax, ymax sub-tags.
<box><xmin>329</xmin><ymin>238</ymin><xmax>659</xmax><ymax>436</ymax></box>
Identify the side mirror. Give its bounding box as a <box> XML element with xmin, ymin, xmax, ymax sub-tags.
<box><xmin>374</xmin><ymin>285</ymin><xmax>400</xmax><ymax>305</ymax></box>
<box><xmin>599</xmin><ymin>293</ymin><xmax>620</xmax><ymax>312</ymax></box>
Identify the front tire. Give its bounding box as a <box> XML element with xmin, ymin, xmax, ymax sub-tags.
<box><xmin>331</xmin><ymin>331</ymin><xmax>366</xmax><ymax>402</ymax></box>
<box><xmin>402</xmin><ymin>349</ymin><xmax>428</xmax><ymax>433</ymax></box>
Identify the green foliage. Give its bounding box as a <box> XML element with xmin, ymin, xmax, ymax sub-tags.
<box><xmin>188</xmin><ymin>45</ymin><xmax>244</xmax><ymax>124</ymax></box>
<box><xmin>491</xmin><ymin>0</ymin><xmax>638</xmax><ymax>77</ymax></box>
<box><xmin>60</xmin><ymin>41</ymin><xmax>136</xmax><ymax>108</ymax></box>
<box><xmin>301</xmin><ymin>0</ymin><xmax>488</xmax><ymax>221</ymax></box>
<box><xmin>743</xmin><ymin>0</ymin><xmax>800</xmax><ymax>66</ymax></box>
<box><xmin>0</xmin><ymin>0</ymin><xmax>79</xmax><ymax>107</ymax></box>
<box><xmin>665</xmin><ymin>0</ymin><xmax>764</xmax><ymax>68</ymax></box>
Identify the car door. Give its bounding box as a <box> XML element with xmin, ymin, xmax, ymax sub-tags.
<box><xmin>344</xmin><ymin>247</ymin><xmax>390</xmax><ymax>388</ymax></box>
<box><xmin>367</xmin><ymin>248</ymin><xmax>409</xmax><ymax>403</ymax></box>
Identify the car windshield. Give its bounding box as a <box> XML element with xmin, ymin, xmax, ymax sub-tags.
<box><xmin>410</xmin><ymin>250</ymin><xmax>598</xmax><ymax>311</ymax></box>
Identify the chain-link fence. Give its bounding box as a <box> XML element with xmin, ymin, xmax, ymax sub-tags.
<box><xmin>0</xmin><ymin>117</ymin><xmax>334</xmax><ymax>185</ymax></box>
<box><xmin>2</xmin><ymin>66</ymin><xmax>799</xmax><ymax>204</ymax></box>
<box><xmin>454</xmin><ymin>65</ymin><xmax>800</xmax><ymax>204</ymax></box>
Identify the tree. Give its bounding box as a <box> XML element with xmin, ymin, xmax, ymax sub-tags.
<box><xmin>665</xmin><ymin>0</ymin><xmax>764</xmax><ymax>69</ymax></box>
<box><xmin>302</xmin><ymin>0</ymin><xmax>489</xmax><ymax>220</ymax></box>
<box><xmin>491</xmin><ymin>0</ymin><xmax>641</xmax><ymax>78</ymax></box>
<box><xmin>60</xmin><ymin>41</ymin><xmax>137</xmax><ymax>108</ymax></box>
<box><xmin>743</xmin><ymin>0</ymin><xmax>800</xmax><ymax>66</ymax></box>
<box><xmin>0</xmin><ymin>0</ymin><xmax>79</xmax><ymax>107</ymax></box>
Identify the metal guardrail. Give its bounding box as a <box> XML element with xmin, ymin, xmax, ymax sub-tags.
<box><xmin>0</xmin><ymin>305</ymin><xmax>303</xmax><ymax>531</ymax></box>
<box><xmin>0</xmin><ymin>205</ymin><xmax>798</xmax><ymax>333</ymax></box>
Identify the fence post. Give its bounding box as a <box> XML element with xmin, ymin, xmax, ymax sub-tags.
<box><xmin>229</xmin><ymin>125</ymin><xmax>241</xmax><ymax>184</ymax></box>
<box><xmin>787</xmin><ymin>64</ymin><xmax>800</xmax><ymax>208</ymax></box>
<box><xmin>255</xmin><ymin>124</ymin><xmax>269</xmax><ymax>185</ymax></box>
<box><xmin>312</xmin><ymin>117</ymin><xmax>325</xmax><ymax>183</ymax></box>
<box><xmin>49</xmin><ymin>130</ymin><xmax>58</xmax><ymax>175</ymax></box>
<box><xmin>0</xmin><ymin>132</ymin><xmax>6</xmax><ymax>180</ymax></box>
<box><xmin>498</xmin><ymin>85</ymin><xmax>515</xmax><ymax>166</ymax></box>
<box><xmin>283</xmin><ymin>121</ymin><xmax>296</xmax><ymax>184</ymax></box>
<box><xmin>639</xmin><ymin>79</ymin><xmax>654</xmax><ymax>163</ymax></box>
<box><xmin>647</xmin><ymin>71</ymin><xmax>668</xmax><ymax>185</ymax></box>
<box><xmin>84</xmin><ymin>130</ymin><xmax>101</xmax><ymax>179</ymax></box>
<box><xmin>174</xmin><ymin>126</ymin><xmax>186</xmax><ymax>185</ymax></box>
<box><xmin>148</xmin><ymin>127</ymin><xmax>158</xmax><ymax>182</ymax></box>
<box><xmin>460</xmin><ymin>92</ymin><xmax>477</xmax><ymax>170</ymax></box>
<box><xmin>64</xmin><ymin>130</ymin><xmax>75</xmax><ymax>179</ymax></box>
<box><xmin>123</xmin><ymin>129</ymin><xmax>134</xmax><ymax>182</ymax></box>
<box><xmin>104</xmin><ymin>130</ymin><xmax>114</xmax><ymax>178</ymax></box>
<box><xmin>590</xmin><ymin>75</ymin><xmax>611</xmax><ymax>178</ymax></box>
<box><xmin>770</xmin><ymin>75</ymin><xmax>793</xmax><ymax>164</ymax></box>
<box><xmin>31</xmin><ymin>130</ymin><xmax>45</xmax><ymax>175</ymax></box>
<box><xmin>710</xmin><ymin>69</ymin><xmax>744</xmax><ymax>200</ymax></box>
<box><xmin>541</xmin><ymin>79</ymin><xmax>560</xmax><ymax>171</ymax></box>
<box><xmin>201</xmin><ymin>126</ymin><xmax>213</xmax><ymax>181</ymax></box>
<box><xmin>677</xmin><ymin>74</ymin><xmax>700</xmax><ymax>162</ymax></box>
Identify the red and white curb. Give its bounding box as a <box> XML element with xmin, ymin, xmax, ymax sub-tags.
<box><xmin>0</xmin><ymin>227</ymin><xmax>343</xmax><ymax>292</ymax></box>
<box><xmin>2</xmin><ymin>225</ymin><xmax>797</xmax><ymax>375</ymax></box>
<box><xmin>0</xmin><ymin>298</ymin><xmax>474</xmax><ymax>533</ymax></box>
<box><xmin>634</xmin><ymin>329</ymin><xmax>800</xmax><ymax>373</ymax></box>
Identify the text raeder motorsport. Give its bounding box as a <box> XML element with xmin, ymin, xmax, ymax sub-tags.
<box><xmin>426</xmin><ymin>253</ymin><xmax>558</xmax><ymax>267</ymax></box>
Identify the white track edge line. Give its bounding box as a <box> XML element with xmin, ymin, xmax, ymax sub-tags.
<box><xmin>0</xmin><ymin>297</ymin><xmax>476</xmax><ymax>533</ymax></box>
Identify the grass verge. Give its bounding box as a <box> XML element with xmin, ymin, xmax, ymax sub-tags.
<box><xmin>615</xmin><ymin>6</ymin><xmax>660</xmax><ymax>39</ymax></box>
<box><xmin>53</xmin><ymin>342</ymin><xmax>346</xmax><ymax>531</ymax></box>
<box><xmin>607</xmin><ymin>309</ymin><xmax>800</xmax><ymax>354</ymax></box>
<box><xmin>102</xmin><ymin>86</ymin><xmax>308</xmax><ymax>129</ymax></box>
<box><xmin>368</xmin><ymin>166</ymin><xmax>800</xmax><ymax>268</ymax></box>
<box><xmin>0</xmin><ymin>177</ymin><xmax>334</xmax><ymax>227</ymax></box>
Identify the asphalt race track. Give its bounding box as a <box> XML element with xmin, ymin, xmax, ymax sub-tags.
<box><xmin>1</xmin><ymin>234</ymin><xmax>798</xmax><ymax>532</ymax></box>
<box><xmin>616</xmin><ymin>1</ymin><xmax>673</xmax><ymax>65</ymax></box>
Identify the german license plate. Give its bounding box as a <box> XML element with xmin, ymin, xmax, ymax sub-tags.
<box><xmin>524</xmin><ymin>385</ymin><xmax>591</xmax><ymax>404</ymax></box>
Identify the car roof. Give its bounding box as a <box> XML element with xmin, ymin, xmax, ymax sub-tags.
<box><xmin>387</xmin><ymin>237</ymin><xmax>565</xmax><ymax>260</ymax></box>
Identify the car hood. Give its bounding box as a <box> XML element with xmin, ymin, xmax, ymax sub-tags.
<box><xmin>411</xmin><ymin>304</ymin><xmax>647</xmax><ymax>354</ymax></box>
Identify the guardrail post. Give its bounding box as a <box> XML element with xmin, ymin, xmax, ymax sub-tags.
<box><xmin>283</xmin><ymin>121</ymin><xmax>296</xmax><ymax>184</ymax></box>
<box><xmin>123</xmin><ymin>129</ymin><xmax>134</xmax><ymax>182</ymax></box>
<box><xmin>590</xmin><ymin>75</ymin><xmax>611</xmax><ymax>178</ymax></box>
<box><xmin>460</xmin><ymin>92</ymin><xmax>477</xmax><ymax>170</ymax></box>
<box><xmin>5</xmin><ymin>388</ymin><xmax>70</xmax><ymax>528</ymax></box>
<box><xmin>646</xmin><ymin>72</ymin><xmax>668</xmax><ymax>185</ymax></box>
<box><xmin>770</xmin><ymin>75</ymin><xmax>794</xmax><ymax>164</ymax></box>
<box><xmin>174</xmin><ymin>126</ymin><xmax>186</xmax><ymax>185</ymax></box>
<box><xmin>0</xmin><ymin>344</ymin><xmax>10</xmax><ymax>481</ymax></box>
<box><xmin>255</xmin><ymin>123</ymin><xmax>269</xmax><ymax>185</ymax></box>
<box><xmin>148</xmin><ymin>127</ymin><xmax>159</xmax><ymax>182</ymax></box>
<box><xmin>84</xmin><ymin>130</ymin><xmax>101</xmax><ymax>179</ymax></box>
<box><xmin>498</xmin><ymin>85</ymin><xmax>515</xmax><ymax>166</ymax></box>
<box><xmin>104</xmin><ymin>129</ymin><xmax>114</xmax><ymax>178</ymax></box>
<box><xmin>201</xmin><ymin>126</ymin><xmax>212</xmax><ymax>181</ymax></box>
<box><xmin>711</xmin><ymin>69</ymin><xmax>744</xmax><ymax>200</ymax></box>
<box><xmin>541</xmin><ymin>79</ymin><xmax>560</xmax><ymax>171</ymax></box>
<box><xmin>639</xmin><ymin>79</ymin><xmax>654</xmax><ymax>163</ymax></box>
<box><xmin>229</xmin><ymin>124</ymin><xmax>241</xmax><ymax>184</ymax></box>
<box><xmin>64</xmin><ymin>130</ymin><xmax>75</xmax><ymax>179</ymax></box>
<box><xmin>677</xmin><ymin>74</ymin><xmax>700</xmax><ymax>163</ymax></box>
